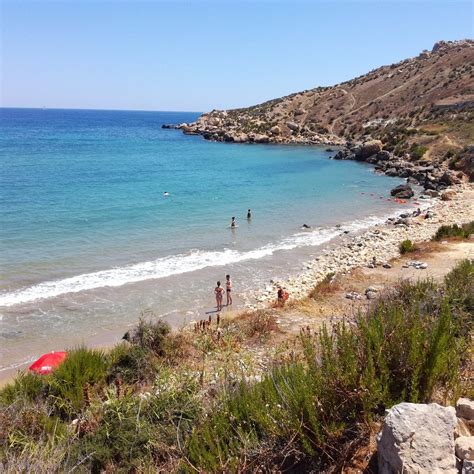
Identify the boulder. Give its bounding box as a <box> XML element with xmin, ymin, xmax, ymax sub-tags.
<box><xmin>441</xmin><ymin>191</ymin><xmax>456</xmax><ymax>201</ymax></box>
<box><xmin>440</xmin><ymin>171</ymin><xmax>461</xmax><ymax>186</ymax></box>
<box><xmin>457</xmin><ymin>399</ymin><xmax>474</xmax><ymax>421</ymax></box>
<box><xmin>355</xmin><ymin>140</ymin><xmax>383</xmax><ymax>160</ymax></box>
<box><xmin>456</xmin><ymin>437</ymin><xmax>474</xmax><ymax>461</ymax></box>
<box><xmin>270</xmin><ymin>125</ymin><xmax>281</xmax><ymax>135</ymax></box>
<box><xmin>376</xmin><ymin>150</ymin><xmax>392</xmax><ymax>161</ymax></box>
<box><xmin>254</xmin><ymin>134</ymin><xmax>270</xmax><ymax>144</ymax></box>
<box><xmin>390</xmin><ymin>184</ymin><xmax>414</xmax><ymax>199</ymax></box>
<box><xmin>286</xmin><ymin>121</ymin><xmax>300</xmax><ymax>132</ymax></box>
<box><xmin>377</xmin><ymin>402</ymin><xmax>458</xmax><ymax>474</ymax></box>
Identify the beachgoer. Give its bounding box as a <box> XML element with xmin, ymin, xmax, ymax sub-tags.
<box><xmin>247</xmin><ymin>209</ymin><xmax>252</xmax><ymax>220</ymax></box>
<box><xmin>277</xmin><ymin>287</ymin><xmax>284</xmax><ymax>306</ymax></box>
<box><xmin>231</xmin><ymin>217</ymin><xmax>236</xmax><ymax>228</ymax></box>
<box><xmin>163</xmin><ymin>191</ymin><xmax>169</xmax><ymax>197</ymax></box>
<box><xmin>301</xmin><ymin>224</ymin><xmax>311</xmax><ymax>229</ymax></box>
<box><xmin>226</xmin><ymin>274</ymin><xmax>233</xmax><ymax>306</ymax></box>
<box><xmin>215</xmin><ymin>281</ymin><xmax>224</xmax><ymax>311</ymax></box>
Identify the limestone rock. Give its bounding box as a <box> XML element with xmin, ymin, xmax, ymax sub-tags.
<box><xmin>441</xmin><ymin>190</ymin><xmax>456</xmax><ymax>201</ymax></box>
<box><xmin>270</xmin><ymin>125</ymin><xmax>281</xmax><ymax>135</ymax></box>
<box><xmin>377</xmin><ymin>402</ymin><xmax>457</xmax><ymax>474</ymax></box>
<box><xmin>390</xmin><ymin>184</ymin><xmax>414</xmax><ymax>199</ymax></box>
<box><xmin>456</xmin><ymin>436</ymin><xmax>474</xmax><ymax>461</ymax></box>
<box><xmin>286</xmin><ymin>121</ymin><xmax>300</xmax><ymax>132</ymax></box>
<box><xmin>254</xmin><ymin>134</ymin><xmax>269</xmax><ymax>143</ymax></box>
<box><xmin>457</xmin><ymin>399</ymin><xmax>474</xmax><ymax>421</ymax></box>
<box><xmin>355</xmin><ymin>140</ymin><xmax>383</xmax><ymax>160</ymax></box>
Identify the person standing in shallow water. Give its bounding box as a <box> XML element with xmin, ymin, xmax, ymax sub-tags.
<box><xmin>226</xmin><ymin>274</ymin><xmax>233</xmax><ymax>306</ymax></box>
<box><xmin>215</xmin><ymin>281</ymin><xmax>224</xmax><ymax>311</ymax></box>
<box><xmin>247</xmin><ymin>209</ymin><xmax>252</xmax><ymax>220</ymax></box>
<box><xmin>230</xmin><ymin>217</ymin><xmax>236</xmax><ymax>228</ymax></box>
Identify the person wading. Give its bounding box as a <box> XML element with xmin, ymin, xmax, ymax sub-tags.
<box><xmin>215</xmin><ymin>281</ymin><xmax>224</xmax><ymax>311</ymax></box>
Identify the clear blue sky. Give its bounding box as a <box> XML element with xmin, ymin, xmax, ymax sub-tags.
<box><xmin>1</xmin><ymin>0</ymin><xmax>472</xmax><ymax>112</ymax></box>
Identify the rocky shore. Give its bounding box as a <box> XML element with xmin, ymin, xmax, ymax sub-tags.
<box><xmin>332</xmin><ymin>139</ymin><xmax>466</xmax><ymax>192</ymax></box>
<box><xmin>163</xmin><ymin>112</ymin><xmax>345</xmax><ymax>146</ymax></box>
<box><xmin>249</xmin><ymin>184</ymin><xmax>473</xmax><ymax>307</ymax></box>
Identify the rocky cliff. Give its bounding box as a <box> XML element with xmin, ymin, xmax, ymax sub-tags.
<box><xmin>171</xmin><ymin>40</ymin><xmax>473</xmax><ymax>189</ymax></box>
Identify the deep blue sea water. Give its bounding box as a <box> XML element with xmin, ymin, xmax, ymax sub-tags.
<box><xmin>0</xmin><ymin>108</ymin><xmax>409</xmax><ymax>372</ymax></box>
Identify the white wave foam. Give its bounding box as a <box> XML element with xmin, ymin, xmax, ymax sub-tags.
<box><xmin>0</xmin><ymin>208</ymin><xmax>420</xmax><ymax>308</ymax></box>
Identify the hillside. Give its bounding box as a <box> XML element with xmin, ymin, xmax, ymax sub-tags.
<box><xmin>177</xmin><ymin>39</ymin><xmax>474</xmax><ymax>184</ymax></box>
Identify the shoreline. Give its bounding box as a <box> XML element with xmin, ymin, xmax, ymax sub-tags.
<box><xmin>1</xmin><ymin>183</ymin><xmax>472</xmax><ymax>388</ymax></box>
<box><xmin>252</xmin><ymin>183</ymin><xmax>473</xmax><ymax>306</ymax></box>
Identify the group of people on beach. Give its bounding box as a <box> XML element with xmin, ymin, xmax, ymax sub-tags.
<box><xmin>214</xmin><ymin>274</ymin><xmax>232</xmax><ymax>311</ymax></box>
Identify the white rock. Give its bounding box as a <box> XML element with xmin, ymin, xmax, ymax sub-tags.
<box><xmin>457</xmin><ymin>399</ymin><xmax>474</xmax><ymax>421</ymax></box>
<box><xmin>457</xmin><ymin>436</ymin><xmax>474</xmax><ymax>461</ymax></box>
<box><xmin>377</xmin><ymin>402</ymin><xmax>457</xmax><ymax>474</ymax></box>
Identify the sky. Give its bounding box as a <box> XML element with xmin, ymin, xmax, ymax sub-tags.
<box><xmin>1</xmin><ymin>0</ymin><xmax>473</xmax><ymax>112</ymax></box>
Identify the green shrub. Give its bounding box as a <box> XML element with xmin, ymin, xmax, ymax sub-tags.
<box><xmin>399</xmin><ymin>239</ymin><xmax>416</xmax><ymax>254</ymax></box>
<box><xmin>107</xmin><ymin>343</ymin><xmax>158</xmax><ymax>385</ymax></box>
<box><xmin>49</xmin><ymin>347</ymin><xmax>108</xmax><ymax>418</ymax></box>
<box><xmin>444</xmin><ymin>259</ymin><xmax>474</xmax><ymax>330</ymax></box>
<box><xmin>127</xmin><ymin>317</ymin><xmax>171</xmax><ymax>356</ymax></box>
<box><xmin>0</xmin><ymin>372</ymin><xmax>47</xmax><ymax>406</ymax></box>
<box><xmin>410</xmin><ymin>144</ymin><xmax>428</xmax><ymax>159</ymax></box>
<box><xmin>433</xmin><ymin>222</ymin><xmax>474</xmax><ymax>241</ymax></box>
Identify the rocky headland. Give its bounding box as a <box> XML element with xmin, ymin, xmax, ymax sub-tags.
<box><xmin>167</xmin><ymin>39</ymin><xmax>473</xmax><ymax>189</ymax></box>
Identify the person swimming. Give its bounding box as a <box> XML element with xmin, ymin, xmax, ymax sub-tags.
<box><xmin>163</xmin><ymin>191</ymin><xmax>170</xmax><ymax>197</ymax></box>
<box><xmin>230</xmin><ymin>217</ymin><xmax>236</xmax><ymax>228</ymax></box>
<box><xmin>247</xmin><ymin>209</ymin><xmax>252</xmax><ymax>220</ymax></box>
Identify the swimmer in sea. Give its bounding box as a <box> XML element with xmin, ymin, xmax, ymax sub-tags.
<box><xmin>247</xmin><ymin>209</ymin><xmax>252</xmax><ymax>220</ymax></box>
<box><xmin>163</xmin><ymin>191</ymin><xmax>169</xmax><ymax>197</ymax></box>
<box><xmin>225</xmin><ymin>274</ymin><xmax>232</xmax><ymax>306</ymax></box>
<box><xmin>301</xmin><ymin>224</ymin><xmax>311</xmax><ymax>229</ymax></box>
<box><xmin>231</xmin><ymin>217</ymin><xmax>236</xmax><ymax>228</ymax></box>
<box><xmin>215</xmin><ymin>281</ymin><xmax>224</xmax><ymax>311</ymax></box>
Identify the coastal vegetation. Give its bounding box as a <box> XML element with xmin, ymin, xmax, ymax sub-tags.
<box><xmin>433</xmin><ymin>221</ymin><xmax>474</xmax><ymax>241</ymax></box>
<box><xmin>1</xmin><ymin>259</ymin><xmax>472</xmax><ymax>472</ymax></box>
<box><xmin>399</xmin><ymin>239</ymin><xmax>416</xmax><ymax>254</ymax></box>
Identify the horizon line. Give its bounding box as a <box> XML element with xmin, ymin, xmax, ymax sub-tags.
<box><xmin>0</xmin><ymin>106</ymin><xmax>203</xmax><ymax>114</ymax></box>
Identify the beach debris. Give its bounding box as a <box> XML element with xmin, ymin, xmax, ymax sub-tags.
<box><xmin>382</xmin><ymin>262</ymin><xmax>392</xmax><ymax>269</ymax></box>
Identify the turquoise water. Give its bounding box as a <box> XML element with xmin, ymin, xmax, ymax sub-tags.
<box><xmin>1</xmin><ymin>108</ymin><xmax>408</xmax><ymax>372</ymax></box>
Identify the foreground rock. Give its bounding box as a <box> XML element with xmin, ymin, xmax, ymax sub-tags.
<box><xmin>377</xmin><ymin>402</ymin><xmax>458</xmax><ymax>473</ymax></box>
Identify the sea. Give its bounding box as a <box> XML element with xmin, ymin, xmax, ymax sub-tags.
<box><xmin>0</xmin><ymin>108</ymin><xmax>412</xmax><ymax>375</ymax></box>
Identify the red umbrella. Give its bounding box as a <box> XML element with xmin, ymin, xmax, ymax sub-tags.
<box><xmin>29</xmin><ymin>351</ymin><xmax>67</xmax><ymax>375</ymax></box>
